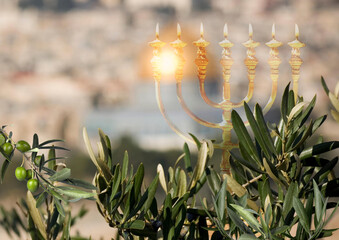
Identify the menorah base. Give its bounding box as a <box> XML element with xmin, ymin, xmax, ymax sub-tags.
<box><xmin>221</xmin><ymin>149</ymin><xmax>231</xmax><ymax>175</ymax></box>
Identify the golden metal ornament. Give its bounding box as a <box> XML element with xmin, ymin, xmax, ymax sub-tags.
<box><xmin>149</xmin><ymin>23</ymin><xmax>305</xmax><ymax>174</ymax></box>
<box><xmin>288</xmin><ymin>24</ymin><xmax>306</xmax><ymax>101</ymax></box>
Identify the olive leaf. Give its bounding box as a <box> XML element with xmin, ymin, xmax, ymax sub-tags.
<box><xmin>49</xmin><ymin>168</ymin><xmax>71</xmax><ymax>182</ymax></box>
<box><xmin>189</xmin><ymin>141</ymin><xmax>208</xmax><ymax>190</ymax></box>
<box><xmin>26</xmin><ymin>191</ymin><xmax>47</xmax><ymax>239</ymax></box>
<box><xmin>157</xmin><ymin>164</ymin><xmax>167</xmax><ymax>193</ymax></box>
<box><xmin>83</xmin><ymin>127</ymin><xmax>112</xmax><ymax>182</ymax></box>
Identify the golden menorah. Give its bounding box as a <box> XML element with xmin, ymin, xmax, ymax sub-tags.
<box><xmin>149</xmin><ymin>23</ymin><xmax>305</xmax><ymax>173</ymax></box>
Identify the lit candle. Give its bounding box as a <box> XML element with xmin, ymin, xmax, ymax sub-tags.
<box><xmin>242</xmin><ymin>23</ymin><xmax>259</xmax><ymax>97</ymax></box>
<box><xmin>155</xmin><ymin>23</ymin><xmax>159</xmax><ymax>39</ymax></box>
<box><xmin>265</xmin><ymin>24</ymin><xmax>283</xmax><ymax>80</ymax></box>
<box><xmin>223</xmin><ymin>23</ymin><xmax>228</xmax><ymax>39</ymax></box>
<box><xmin>177</xmin><ymin>23</ymin><xmax>181</xmax><ymax>39</ymax></box>
<box><xmin>219</xmin><ymin>23</ymin><xmax>234</xmax><ymax>100</ymax></box>
<box><xmin>170</xmin><ymin>23</ymin><xmax>187</xmax><ymax>82</ymax></box>
<box><xmin>243</xmin><ymin>24</ymin><xmax>260</xmax><ymax>52</ymax></box>
<box><xmin>295</xmin><ymin>23</ymin><xmax>299</xmax><ymax>39</ymax></box>
<box><xmin>265</xmin><ymin>23</ymin><xmax>282</xmax><ymax>48</ymax></box>
<box><xmin>249</xmin><ymin>23</ymin><xmax>253</xmax><ymax>39</ymax></box>
<box><xmin>219</xmin><ymin>23</ymin><xmax>233</xmax><ymax>48</ymax></box>
<box><xmin>193</xmin><ymin>23</ymin><xmax>209</xmax><ymax>46</ymax></box>
<box><xmin>288</xmin><ymin>24</ymin><xmax>306</xmax><ymax>100</ymax></box>
<box><xmin>288</xmin><ymin>24</ymin><xmax>305</xmax><ymax>48</ymax></box>
<box><xmin>193</xmin><ymin>23</ymin><xmax>210</xmax><ymax>83</ymax></box>
<box><xmin>263</xmin><ymin>23</ymin><xmax>282</xmax><ymax>113</ymax></box>
<box><xmin>149</xmin><ymin>23</ymin><xmax>166</xmax><ymax>82</ymax></box>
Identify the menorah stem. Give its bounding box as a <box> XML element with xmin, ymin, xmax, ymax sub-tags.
<box><xmin>220</xmin><ymin>48</ymin><xmax>233</xmax><ymax>102</ymax></box>
<box><xmin>176</xmin><ymin>82</ymin><xmax>219</xmax><ymax>128</ymax></box>
<box><xmin>219</xmin><ymin>105</ymin><xmax>238</xmax><ymax>173</ymax></box>
<box><xmin>223</xmin><ymin>82</ymin><xmax>231</xmax><ymax>101</ymax></box>
<box><xmin>219</xmin><ymin>24</ymin><xmax>234</xmax><ymax>103</ymax></box>
<box><xmin>288</xmin><ymin>25</ymin><xmax>305</xmax><ymax>102</ymax></box>
<box><xmin>220</xmin><ymin>125</ymin><xmax>238</xmax><ymax>174</ymax></box>
<box><xmin>292</xmin><ymin>75</ymin><xmax>299</xmax><ymax>101</ymax></box>
<box><xmin>221</xmin><ymin>104</ymin><xmax>232</xmax><ymax>124</ymax></box>
<box><xmin>155</xmin><ymin>81</ymin><xmax>193</xmax><ymax>143</ymax></box>
<box><xmin>221</xmin><ymin>149</ymin><xmax>231</xmax><ymax>174</ymax></box>
<box><xmin>199</xmin><ymin>82</ymin><xmax>222</xmax><ymax>108</ymax></box>
<box><xmin>289</xmin><ymin>52</ymin><xmax>302</xmax><ymax>100</ymax></box>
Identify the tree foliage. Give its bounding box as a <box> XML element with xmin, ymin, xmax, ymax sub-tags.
<box><xmin>1</xmin><ymin>80</ymin><xmax>339</xmax><ymax>239</ymax></box>
<box><xmin>83</xmin><ymin>83</ymin><xmax>339</xmax><ymax>239</ymax></box>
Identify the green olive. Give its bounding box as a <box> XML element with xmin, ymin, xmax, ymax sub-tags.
<box><xmin>27</xmin><ymin>179</ymin><xmax>39</xmax><ymax>193</ymax></box>
<box><xmin>2</xmin><ymin>142</ymin><xmax>13</xmax><ymax>156</ymax></box>
<box><xmin>26</xmin><ymin>169</ymin><xmax>33</xmax><ymax>180</ymax></box>
<box><xmin>15</xmin><ymin>167</ymin><xmax>27</xmax><ymax>181</ymax></box>
<box><xmin>16</xmin><ymin>140</ymin><xmax>31</xmax><ymax>153</ymax></box>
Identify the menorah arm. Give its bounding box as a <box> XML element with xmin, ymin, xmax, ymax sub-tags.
<box><xmin>231</xmin><ymin>81</ymin><xmax>254</xmax><ymax>108</ymax></box>
<box><xmin>176</xmin><ymin>82</ymin><xmax>220</xmax><ymax>129</ymax></box>
<box><xmin>241</xmin><ymin>80</ymin><xmax>277</xmax><ymax>127</ymax></box>
<box><xmin>155</xmin><ymin>81</ymin><xmax>194</xmax><ymax>143</ymax></box>
<box><xmin>262</xmin><ymin>79</ymin><xmax>278</xmax><ymax>114</ymax></box>
<box><xmin>199</xmin><ymin>82</ymin><xmax>222</xmax><ymax>108</ymax></box>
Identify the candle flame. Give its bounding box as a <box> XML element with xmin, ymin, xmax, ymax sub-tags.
<box><xmin>223</xmin><ymin>23</ymin><xmax>228</xmax><ymax>38</ymax></box>
<box><xmin>156</xmin><ymin>23</ymin><xmax>159</xmax><ymax>39</ymax></box>
<box><xmin>249</xmin><ymin>23</ymin><xmax>253</xmax><ymax>38</ymax></box>
<box><xmin>272</xmin><ymin>23</ymin><xmax>275</xmax><ymax>38</ymax></box>
<box><xmin>295</xmin><ymin>24</ymin><xmax>299</xmax><ymax>39</ymax></box>
<box><xmin>200</xmin><ymin>22</ymin><xmax>204</xmax><ymax>38</ymax></box>
<box><xmin>177</xmin><ymin>23</ymin><xmax>181</xmax><ymax>39</ymax></box>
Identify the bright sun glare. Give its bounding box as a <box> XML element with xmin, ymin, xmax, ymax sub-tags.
<box><xmin>161</xmin><ymin>51</ymin><xmax>177</xmax><ymax>75</ymax></box>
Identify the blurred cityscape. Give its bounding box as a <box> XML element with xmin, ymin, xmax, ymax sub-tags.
<box><xmin>0</xmin><ymin>0</ymin><xmax>337</xmax><ymax>151</ymax></box>
<box><xmin>0</xmin><ymin>0</ymin><xmax>338</xmax><ymax>239</ymax></box>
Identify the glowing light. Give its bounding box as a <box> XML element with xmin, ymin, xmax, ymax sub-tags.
<box><xmin>272</xmin><ymin>23</ymin><xmax>275</xmax><ymax>38</ymax></box>
<box><xmin>161</xmin><ymin>51</ymin><xmax>177</xmax><ymax>75</ymax></box>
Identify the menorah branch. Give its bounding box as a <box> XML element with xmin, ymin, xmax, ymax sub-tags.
<box><xmin>155</xmin><ymin>81</ymin><xmax>194</xmax><ymax>144</ymax></box>
<box><xmin>199</xmin><ymin>82</ymin><xmax>222</xmax><ymax>108</ymax></box>
<box><xmin>263</xmin><ymin>79</ymin><xmax>278</xmax><ymax>114</ymax></box>
<box><xmin>176</xmin><ymin>82</ymin><xmax>220</xmax><ymax>129</ymax></box>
